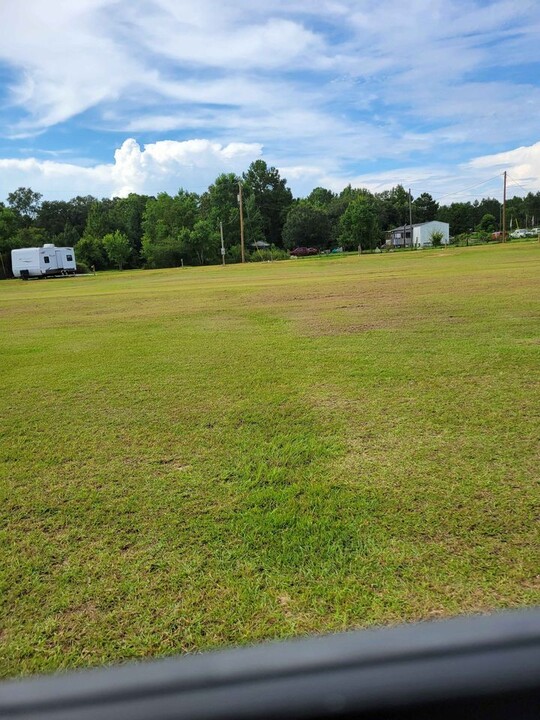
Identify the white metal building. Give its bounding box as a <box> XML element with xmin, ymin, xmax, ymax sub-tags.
<box><xmin>387</xmin><ymin>221</ymin><xmax>450</xmax><ymax>248</ymax></box>
<box><xmin>412</xmin><ymin>221</ymin><xmax>450</xmax><ymax>247</ymax></box>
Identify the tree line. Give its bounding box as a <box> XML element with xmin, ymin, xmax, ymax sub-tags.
<box><xmin>1</xmin><ymin>160</ymin><xmax>539</xmax><ymax>276</ymax></box>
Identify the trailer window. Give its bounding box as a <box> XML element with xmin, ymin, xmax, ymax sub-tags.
<box><xmin>44</xmin><ymin>256</ymin><xmax>50</xmax><ymax>263</ymax></box>
<box><xmin>66</xmin><ymin>254</ymin><xmax>73</xmax><ymax>261</ymax></box>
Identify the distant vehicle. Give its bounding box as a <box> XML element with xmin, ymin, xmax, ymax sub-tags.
<box><xmin>290</xmin><ymin>247</ymin><xmax>319</xmax><ymax>257</ymax></box>
<box><xmin>510</xmin><ymin>229</ymin><xmax>528</xmax><ymax>238</ymax></box>
<box><xmin>491</xmin><ymin>231</ymin><xmax>503</xmax><ymax>241</ymax></box>
<box><xmin>11</xmin><ymin>244</ymin><xmax>77</xmax><ymax>279</ymax></box>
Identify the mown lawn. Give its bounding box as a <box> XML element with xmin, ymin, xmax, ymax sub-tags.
<box><xmin>1</xmin><ymin>244</ymin><xmax>539</xmax><ymax>677</ymax></box>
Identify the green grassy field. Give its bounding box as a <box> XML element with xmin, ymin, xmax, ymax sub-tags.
<box><xmin>1</xmin><ymin>244</ymin><xmax>539</xmax><ymax>677</ymax></box>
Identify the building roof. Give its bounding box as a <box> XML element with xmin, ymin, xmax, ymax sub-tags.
<box><xmin>388</xmin><ymin>221</ymin><xmax>448</xmax><ymax>232</ymax></box>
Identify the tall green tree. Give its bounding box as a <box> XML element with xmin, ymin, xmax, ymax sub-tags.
<box><xmin>110</xmin><ymin>194</ymin><xmax>150</xmax><ymax>258</ymax></box>
<box><xmin>182</xmin><ymin>219</ymin><xmax>220</xmax><ymax>265</ymax></box>
<box><xmin>0</xmin><ymin>207</ymin><xmax>21</xmax><ymax>252</ymax></box>
<box><xmin>339</xmin><ymin>195</ymin><xmax>380</xmax><ymax>251</ymax></box>
<box><xmin>387</xmin><ymin>185</ymin><xmax>411</xmax><ymax>226</ymax></box>
<box><xmin>141</xmin><ymin>190</ymin><xmax>199</xmax><ymax>267</ymax></box>
<box><xmin>36</xmin><ymin>200</ymin><xmax>72</xmax><ymax>239</ymax></box>
<box><xmin>83</xmin><ymin>199</ymin><xmax>116</xmax><ymax>240</ymax></box>
<box><xmin>56</xmin><ymin>222</ymin><xmax>80</xmax><ymax>248</ymax></box>
<box><xmin>477</xmin><ymin>213</ymin><xmax>497</xmax><ymax>233</ymax></box>
<box><xmin>7</xmin><ymin>187</ymin><xmax>42</xmax><ymax>223</ymax></box>
<box><xmin>199</xmin><ymin>173</ymin><xmax>240</xmax><ymax>250</ymax></box>
<box><xmin>75</xmin><ymin>236</ymin><xmax>107</xmax><ymax>269</ymax></box>
<box><xmin>282</xmin><ymin>202</ymin><xmax>331</xmax><ymax>249</ymax></box>
<box><xmin>474</xmin><ymin>198</ymin><xmax>501</xmax><ymax>227</ymax></box>
<box><xmin>437</xmin><ymin>202</ymin><xmax>475</xmax><ymax>235</ymax></box>
<box><xmin>242</xmin><ymin>160</ymin><xmax>292</xmax><ymax>246</ymax></box>
<box><xmin>102</xmin><ymin>230</ymin><xmax>132</xmax><ymax>270</ymax></box>
<box><xmin>68</xmin><ymin>196</ymin><xmax>97</xmax><ymax>238</ymax></box>
<box><xmin>0</xmin><ymin>207</ymin><xmax>22</xmax><ymax>277</ymax></box>
<box><xmin>522</xmin><ymin>191</ymin><xmax>540</xmax><ymax>226</ymax></box>
<box><xmin>413</xmin><ymin>192</ymin><xmax>439</xmax><ymax>223</ymax></box>
<box><xmin>307</xmin><ymin>187</ymin><xmax>336</xmax><ymax>208</ymax></box>
<box><xmin>243</xmin><ymin>193</ymin><xmax>266</xmax><ymax>247</ymax></box>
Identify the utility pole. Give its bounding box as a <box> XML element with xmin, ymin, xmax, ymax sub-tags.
<box><xmin>502</xmin><ymin>171</ymin><xmax>507</xmax><ymax>243</ymax></box>
<box><xmin>238</xmin><ymin>181</ymin><xmax>245</xmax><ymax>263</ymax></box>
<box><xmin>408</xmin><ymin>188</ymin><xmax>413</xmax><ymax>249</ymax></box>
<box><xmin>220</xmin><ymin>221</ymin><xmax>226</xmax><ymax>266</ymax></box>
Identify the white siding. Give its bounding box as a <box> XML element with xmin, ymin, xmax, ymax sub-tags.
<box><xmin>413</xmin><ymin>221</ymin><xmax>450</xmax><ymax>247</ymax></box>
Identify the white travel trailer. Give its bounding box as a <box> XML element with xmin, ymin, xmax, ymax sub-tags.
<box><xmin>11</xmin><ymin>244</ymin><xmax>77</xmax><ymax>279</ymax></box>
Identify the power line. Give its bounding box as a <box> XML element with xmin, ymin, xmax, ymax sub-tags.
<box><xmin>433</xmin><ymin>173</ymin><xmax>503</xmax><ymax>203</ymax></box>
<box><xmin>506</xmin><ymin>174</ymin><xmax>533</xmax><ymax>196</ymax></box>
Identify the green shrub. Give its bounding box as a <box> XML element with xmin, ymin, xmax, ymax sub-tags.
<box><xmin>249</xmin><ymin>247</ymin><xmax>289</xmax><ymax>262</ymax></box>
<box><xmin>430</xmin><ymin>230</ymin><xmax>444</xmax><ymax>247</ymax></box>
<box><xmin>226</xmin><ymin>244</ymin><xmax>243</xmax><ymax>263</ymax></box>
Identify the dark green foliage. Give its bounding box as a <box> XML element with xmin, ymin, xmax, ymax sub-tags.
<box><xmin>282</xmin><ymin>202</ymin><xmax>331</xmax><ymax>249</ymax></box>
<box><xmin>227</xmin><ymin>244</ymin><xmax>244</xmax><ymax>263</ymax></box>
<box><xmin>141</xmin><ymin>236</ymin><xmax>184</xmax><ymax>268</ymax></box>
<box><xmin>75</xmin><ymin>236</ymin><xmax>107</xmax><ymax>269</ymax></box>
<box><xmin>384</xmin><ymin>185</ymin><xmax>410</xmax><ymax>226</ymax></box>
<box><xmin>141</xmin><ymin>190</ymin><xmax>199</xmax><ymax>267</ymax></box>
<box><xmin>307</xmin><ymin>187</ymin><xmax>336</xmax><ymax>207</ymax></box>
<box><xmin>102</xmin><ymin>231</ymin><xmax>132</xmax><ymax>270</ymax></box>
<box><xmin>243</xmin><ymin>160</ymin><xmax>293</xmax><ymax>246</ymax></box>
<box><xmin>437</xmin><ymin>202</ymin><xmax>476</xmax><ymax>235</ymax></box>
<box><xmin>84</xmin><ymin>200</ymin><xmax>116</xmax><ymax>240</ymax></box>
<box><xmin>183</xmin><ymin>219</ymin><xmax>221</xmax><ymax>265</ymax></box>
<box><xmin>35</xmin><ymin>195</ymin><xmax>95</xmax><ymax>241</ymax></box>
<box><xmin>11</xmin><ymin>226</ymin><xmax>48</xmax><ymax>249</ymax></box>
<box><xmin>0</xmin><ymin>207</ymin><xmax>21</xmax><ymax>254</ymax></box>
<box><xmin>243</xmin><ymin>193</ymin><xmax>266</xmax><ymax>247</ymax></box>
<box><xmin>413</xmin><ymin>192</ymin><xmax>439</xmax><ymax>223</ymax></box>
<box><xmin>54</xmin><ymin>222</ymin><xmax>80</xmax><ymax>248</ymax></box>
<box><xmin>7</xmin><ymin>187</ymin><xmax>42</xmax><ymax>223</ymax></box>
<box><xmin>339</xmin><ymin>195</ymin><xmax>380</xmax><ymax>251</ymax></box>
<box><xmin>36</xmin><ymin>200</ymin><xmax>72</xmax><ymax>238</ymax></box>
<box><xmin>110</xmin><ymin>194</ymin><xmax>150</xmax><ymax>256</ymax></box>
<box><xmin>75</xmin><ymin>261</ymin><xmax>90</xmax><ymax>274</ymax></box>
<box><xmin>477</xmin><ymin>213</ymin><xmax>497</xmax><ymax>233</ymax></box>
<box><xmin>199</xmin><ymin>173</ymin><xmax>241</xmax><ymax>250</ymax></box>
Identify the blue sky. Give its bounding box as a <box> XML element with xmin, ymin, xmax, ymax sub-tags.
<box><xmin>0</xmin><ymin>0</ymin><xmax>539</xmax><ymax>202</ymax></box>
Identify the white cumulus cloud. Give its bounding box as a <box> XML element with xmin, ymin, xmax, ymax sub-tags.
<box><xmin>0</xmin><ymin>139</ymin><xmax>262</xmax><ymax>200</ymax></box>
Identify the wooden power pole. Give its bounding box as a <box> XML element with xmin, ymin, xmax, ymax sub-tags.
<box><xmin>220</xmin><ymin>221</ymin><xmax>225</xmax><ymax>266</ymax></box>
<box><xmin>502</xmin><ymin>171</ymin><xmax>507</xmax><ymax>243</ymax></box>
<box><xmin>238</xmin><ymin>182</ymin><xmax>245</xmax><ymax>263</ymax></box>
<box><xmin>408</xmin><ymin>188</ymin><xmax>413</xmax><ymax>248</ymax></box>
